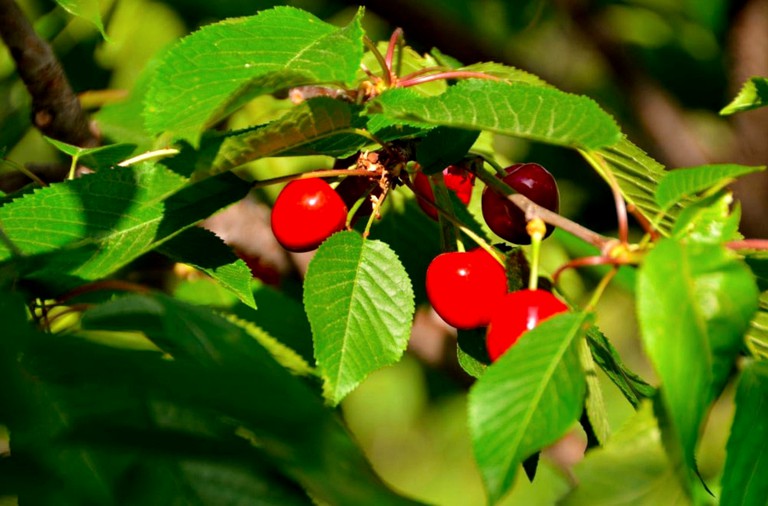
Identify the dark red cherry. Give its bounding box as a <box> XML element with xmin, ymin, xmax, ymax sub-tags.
<box><xmin>270</xmin><ymin>178</ymin><xmax>348</xmax><ymax>252</ymax></box>
<box><xmin>425</xmin><ymin>248</ymin><xmax>507</xmax><ymax>330</ymax></box>
<box><xmin>486</xmin><ymin>289</ymin><xmax>568</xmax><ymax>361</ymax></box>
<box><xmin>414</xmin><ymin>165</ymin><xmax>476</xmax><ymax>220</ymax></box>
<box><xmin>481</xmin><ymin>163</ymin><xmax>559</xmax><ymax>244</ymax></box>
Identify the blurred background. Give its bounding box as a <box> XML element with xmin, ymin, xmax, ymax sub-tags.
<box><xmin>1</xmin><ymin>0</ymin><xmax>764</xmax><ymax>504</ymax></box>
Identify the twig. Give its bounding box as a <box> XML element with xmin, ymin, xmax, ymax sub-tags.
<box><xmin>0</xmin><ymin>0</ymin><xmax>98</xmax><ymax>147</ymax></box>
<box><xmin>251</xmin><ymin>168</ymin><xmax>381</xmax><ymax>189</ymax></box>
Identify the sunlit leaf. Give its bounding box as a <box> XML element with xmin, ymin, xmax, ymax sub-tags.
<box><xmin>469</xmin><ymin>312</ymin><xmax>589</xmax><ymax>504</ymax></box>
<box><xmin>144</xmin><ymin>6</ymin><xmax>365</xmax><ymax>145</ymax></box>
<box><xmin>55</xmin><ymin>0</ymin><xmax>107</xmax><ymax>38</ymax></box>
<box><xmin>369</xmin><ymin>80</ymin><xmax>622</xmax><ymax>150</ymax></box>
<box><xmin>720</xmin><ymin>77</ymin><xmax>768</xmax><ymax>115</ymax></box>
<box><xmin>304</xmin><ymin>231</ymin><xmax>415</xmax><ymax>405</ymax></box>
<box><xmin>745</xmin><ymin>292</ymin><xmax>768</xmax><ymax>361</ymax></box>
<box><xmin>655</xmin><ymin>164</ymin><xmax>764</xmax><ymax>210</ymax></box>
<box><xmin>636</xmin><ymin>239</ymin><xmax>758</xmax><ymax>484</ymax></box>
<box><xmin>720</xmin><ymin>361</ymin><xmax>768</xmax><ymax>506</ymax></box>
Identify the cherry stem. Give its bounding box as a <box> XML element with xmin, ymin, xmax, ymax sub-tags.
<box><xmin>118</xmin><ymin>148</ymin><xmax>180</xmax><ymax>167</ymax></box>
<box><xmin>552</xmin><ymin>255</ymin><xmax>635</xmax><ymax>285</ymax></box>
<box><xmin>346</xmin><ymin>184</ymin><xmax>375</xmax><ymax>229</ymax></box>
<box><xmin>584</xmin><ymin>267</ymin><xmax>619</xmax><ymax>312</ymax></box>
<box><xmin>363</xmin><ymin>184</ymin><xmax>390</xmax><ymax>238</ymax></box>
<box><xmin>468</xmin><ymin>151</ymin><xmax>507</xmax><ymax>177</ymax></box>
<box><xmin>397</xmin><ymin>71</ymin><xmax>501</xmax><ymax>89</ymax></box>
<box><xmin>580</xmin><ymin>150</ymin><xmax>629</xmax><ymax>244</ymax></box>
<box><xmin>627</xmin><ymin>203</ymin><xmax>661</xmax><ymax>242</ymax></box>
<box><xmin>397</xmin><ymin>65</ymin><xmax>451</xmax><ymax>82</ymax></box>
<box><xmin>252</xmin><ymin>169</ymin><xmax>379</xmax><ymax>189</ymax></box>
<box><xmin>2</xmin><ymin>156</ymin><xmax>48</xmax><ymax>186</ymax></box>
<box><xmin>727</xmin><ymin>239</ymin><xmax>768</xmax><ymax>251</ymax></box>
<box><xmin>363</xmin><ymin>36</ymin><xmax>391</xmax><ymax>87</ymax></box>
<box><xmin>384</xmin><ymin>28</ymin><xmax>404</xmax><ymax>84</ymax></box>
<box><xmin>527</xmin><ymin>219</ymin><xmax>546</xmax><ymax>291</ymax></box>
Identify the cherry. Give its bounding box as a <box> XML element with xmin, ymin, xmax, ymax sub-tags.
<box><xmin>413</xmin><ymin>165</ymin><xmax>476</xmax><ymax>220</ymax></box>
<box><xmin>425</xmin><ymin>247</ymin><xmax>507</xmax><ymax>330</ymax></box>
<box><xmin>481</xmin><ymin>163</ymin><xmax>559</xmax><ymax>244</ymax></box>
<box><xmin>270</xmin><ymin>178</ymin><xmax>348</xmax><ymax>252</ymax></box>
<box><xmin>485</xmin><ymin>289</ymin><xmax>568</xmax><ymax>362</ymax></box>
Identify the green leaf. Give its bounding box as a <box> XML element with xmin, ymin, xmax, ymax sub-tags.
<box><xmin>368</xmin><ymin>80</ymin><xmax>622</xmax><ymax>150</ymax></box>
<box><xmin>0</xmin><ymin>165</ymin><xmax>250</xmax><ymax>289</ymax></box>
<box><xmin>303</xmin><ymin>231</ymin><xmax>415</xmax><ymax>405</ymax></box>
<box><xmin>35</xmin><ymin>296</ymin><xmax>424</xmax><ymax>505</ymax></box>
<box><xmin>415</xmin><ymin>127</ymin><xmax>479</xmax><ymax>174</ymax></box>
<box><xmin>561</xmin><ymin>401</ymin><xmax>692</xmax><ymax>506</ymax></box>
<box><xmin>457</xmin><ymin>328</ymin><xmax>489</xmax><ymax>379</ymax></box>
<box><xmin>720</xmin><ymin>77</ymin><xmax>768</xmax><ymax>115</ymax></box>
<box><xmin>655</xmin><ymin>164</ymin><xmax>765</xmax><ymax>210</ymax></box>
<box><xmin>144</xmin><ymin>6</ymin><xmax>365</xmax><ymax>145</ymax></box>
<box><xmin>210</xmin><ymin>98</ymin><xmax>365</xmax><ymax>176</ymax></box>
<box><xmin>590</xmin><ymin>138</ymin><xmax>681</xmax><ymax>235</ymax></box>
<box><xmin>158</xmin><ymin>227</ymin><xmax>256</xmax><ymax>309</ymax></box>
<box><xmin>55</xmin><ymin>0</ymin><xmax>107</xmax><ymax>38</ymax></box>
<box><xmin>44</xmin><ymin>137</ymin><xmax>137</xmax><ymax>170</ymax></box>
<box><xmin>720</xmin><ymin>361</ymin><xmax>768</xmax><ymax>506</ymax></box>
<box><xmin>636</xmin><ymin>239</ymin><xmax>759</xmax><ymax>482</ymax></box>
<box><xmin>587</xmin><ymin>326</ymin><xmax>654</xmax><ymax>408</ymax></box>
<box><xmin>745</xmin><ymin>292</ymin><xmax>768</xmax><ymax>361</ymax></box>
<box><xmin>468</xmin><ymin>312</ymin><xmax>589</xmax><ymax>504</ymax></box>
<box><xmin>671</xmin><ymin>191</ymin><xmax>742</xmax><ymax>245</ymax></box>
<box><xmin>457</xmin><ymin>62</ymin><xmax>549</xmax><ymax>86</ymax></box>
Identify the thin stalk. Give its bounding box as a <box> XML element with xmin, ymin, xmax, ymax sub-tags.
<box><xmin>727</xmin><ymin>239</ymin><xmax>768</xmax><ymax>251</ymax></box>
<box><xmin>469</xmin><ymin>151</ymin><xmax>507</xmax><ymax>177</ymax></box>
<box><xmin>580</xmin><ymin>149</ymin><xmax>628</xmax><ymax>244</ymax></box>
<box><xmin>363</xmin><ymin>36</ymin><xmax>391</xmax><ymax>87</ymax></box>
<box><xmin>1</xmin><ymin>157</ymin><xmax>47</xmax><ymax>186</ymax></box>
<box><xmin>118</xmin><ymin>148</ymin><xmax>180</xmax><ymax>167</ymax></box>
<box><xmin>527</xmin><ymin>220</ymin><xmax>545</xmax><ymax>291</ymax></box>
<box><xmin>363</xmin><ymin>184</ymin><xmax>390</xmax><ymax>237</ymax></box>
<box><xmin>384</xmin><ymin>28</ymin><xmax>403</xmax><ymax>83</ymax></box>
<box><xmin>398</xmin><ymin>71</ymin><xmax>502</xmax><ymax>88</ymax></box>
<box><xmin>584</xmin><ymin>267</ymin><xmax>619</xmax><ymax>312</ymax></box>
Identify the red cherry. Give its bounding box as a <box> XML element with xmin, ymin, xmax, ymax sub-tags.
<box><xmin>481</xmin><ymin>163</ymin><xmax>559</xmax><ymax>244</ymax></box>
<box><xmin>413</xmin><ymin>165</ymin><xmax>476</xmax><ymax>220</ymax></box>
<box><xmin>426</xmin><ymin>248</ymin><xmax>507</xmax><ymax>330</ymax></box>
<box><xmin>270</xmin><ymin>178</ymin><xmax>348</xmax><ymax>252</ymax></box>
<box><xmin>486</xmin><ymin>289</ymin><xmax>568</xmax><ymax>362</ymax></box>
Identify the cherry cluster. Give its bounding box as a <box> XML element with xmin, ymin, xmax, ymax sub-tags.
<box><xmin>419</xmin><ymin>162</ymin><xmax>567</xmax><ymax>361</ymax></box>
<box><xmin>267</xmin><ymin>158</ymin><xmax>568</xmax><ymax>363</ymax></box>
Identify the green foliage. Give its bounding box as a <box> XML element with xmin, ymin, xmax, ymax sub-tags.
<box><xmin>468</xmin><ymin>312</ymin><xmax>589</xmax><ymax>504</ymax></box>
<box><xmin>655</xmin><ymin>163</ymin><xmax>765</xmax><ymax>211</ymax></box>
<box><xmin>721</xmin><ymin>77</ymin><xmax>768</xmax><ymax>115</ymax></box>
<box><xmin>55</xmin><ymin>0</ymin><xmax>108</xmax><ymax>38</ymax></box>
<box><xmin>304</xmin><ymin>231</ymin><xmax>414</xmax><ymax>405</ymax></box>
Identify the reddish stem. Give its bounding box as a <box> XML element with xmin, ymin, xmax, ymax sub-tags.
<box><xmin>251</xmin><ymin>169</ymin><xmax>381</xmax><ymax>189</ymax></box>
<box><xmin>727</xmin><ymin>239</ymin><xmax>768</xmax><ymax>251</ymax></box>
<box><xmin>627</xmin><ymin>203</ymin><xmax>661</xmax><ymax>241</ymax></box>
<box><xmin>58</xmin><ymin>280</ymin><xmax>151</xmax><ymax>303</ymax></box>
<box><xmin>385</xmin><ymin>28</ymin><xmax>404</xmax><ymax>84</ymax></box>
<box><xmin>398</xmin><ymin>71</ymin><xmax>502</xmax><ymax>88</ymax></box>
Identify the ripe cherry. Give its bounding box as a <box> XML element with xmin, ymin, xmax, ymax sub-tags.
<box><xmin>481</xmin><ymin>163</ymin><xmax>559</xmax><ymax>244</ymax></box>
<box><xmin>486</xmin><ymin>289</ymin><xmax>568</xmax><ymax>362</ymax></box>
<box><xmin>413</xmin><ymin>165</ymin><xmax>476</xmax><ymax>220</ymax></box>
<box><xmin>426</xmin><ymin>248</ymin><xmax>507</xmax><ymax>330</ymax></box>
<box><xmin>270</xmin><ymin>178</ymin><xmax>348</xmax><ymax>252</ymax></box>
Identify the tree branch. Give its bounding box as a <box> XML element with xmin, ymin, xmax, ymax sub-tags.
<box><xmin>0</xmin><ymin>0</ymin><xmax>98</xmax><ymax>148</ymax></box>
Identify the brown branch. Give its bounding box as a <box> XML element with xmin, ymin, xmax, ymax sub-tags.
<box><xmin>0</xmin><ymin>0</ymin><xmax>98</xmax><ymax>148</ymax></box>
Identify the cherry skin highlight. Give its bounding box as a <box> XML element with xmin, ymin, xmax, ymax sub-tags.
<box><xmin>413</xmin><ymin>165</ymin><xmax>476</xmax><ymax>220</ymax></box>
<box><xmin>485</xmin><ymin>289</ymin><xmax>568</xmax><ymax>362</ymax></box>
<box><xmin>270</xmin><ymin>178</ymin><xmax>348</xmax><ymax>252</ymax></box>
<box><xmin>425</xmin><ymin>248</ymin><xmax>508</xmax><ymax>330</ymax></box>
<box><xmin>481</xmin><ymin>163</ymin><xmax>559</xmax><ymax>244</ymax></box>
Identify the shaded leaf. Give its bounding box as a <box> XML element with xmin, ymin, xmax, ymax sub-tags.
<box><xmin>144</xmin><ymin>6</ymin><xmax>365</xmax><ymax>145</ymax></box>
<box><xmin>304</xmin><ymin>231</ymin><xmax>415</xmax><ymax>404</ymax></box>
<box><xmin>636</xmin><ymin>239</ymin><xmax>758</xmax><ymax>484</ymax></box>
<box><xmin>158</xmin><ymin>227</ymin><xmax>256</xmax><ymax>309</ymax></box>
<box><xmin>655</xmin><ymin>164</ymin><xmax>764</xmax><ymax>210</ymax></box>
<box><xmin>469</xmin><ymin>312</ymin><xmax>589</xmax><ymax>504</ymax></box>
<box><xmin>369</xmin><ymin>80</ymin><xmax>622</xmax><ymax>150</ymax></box>
<box><xmin>415</xmin><ymin>127</ymin><xmax>479</xmax><ymax>175</ymax></box>
<box><xmin>720</xmin><ymin>77</ymin><xmax>768</xmax><ymax>115</ymax></box>
<box><xmin>210</xmin><ymin>98</ymin><xmax>365</xmax><ymax>176</ymax></box>
<box><xmin>720</xmin><ymin>361</ymin><xmax>768</xmax><ymax>506</ymax></box>
<box><xmin>587</xmin><ymin>326</ymin><xmax>654</xmax><ymax>409</ymax></box>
